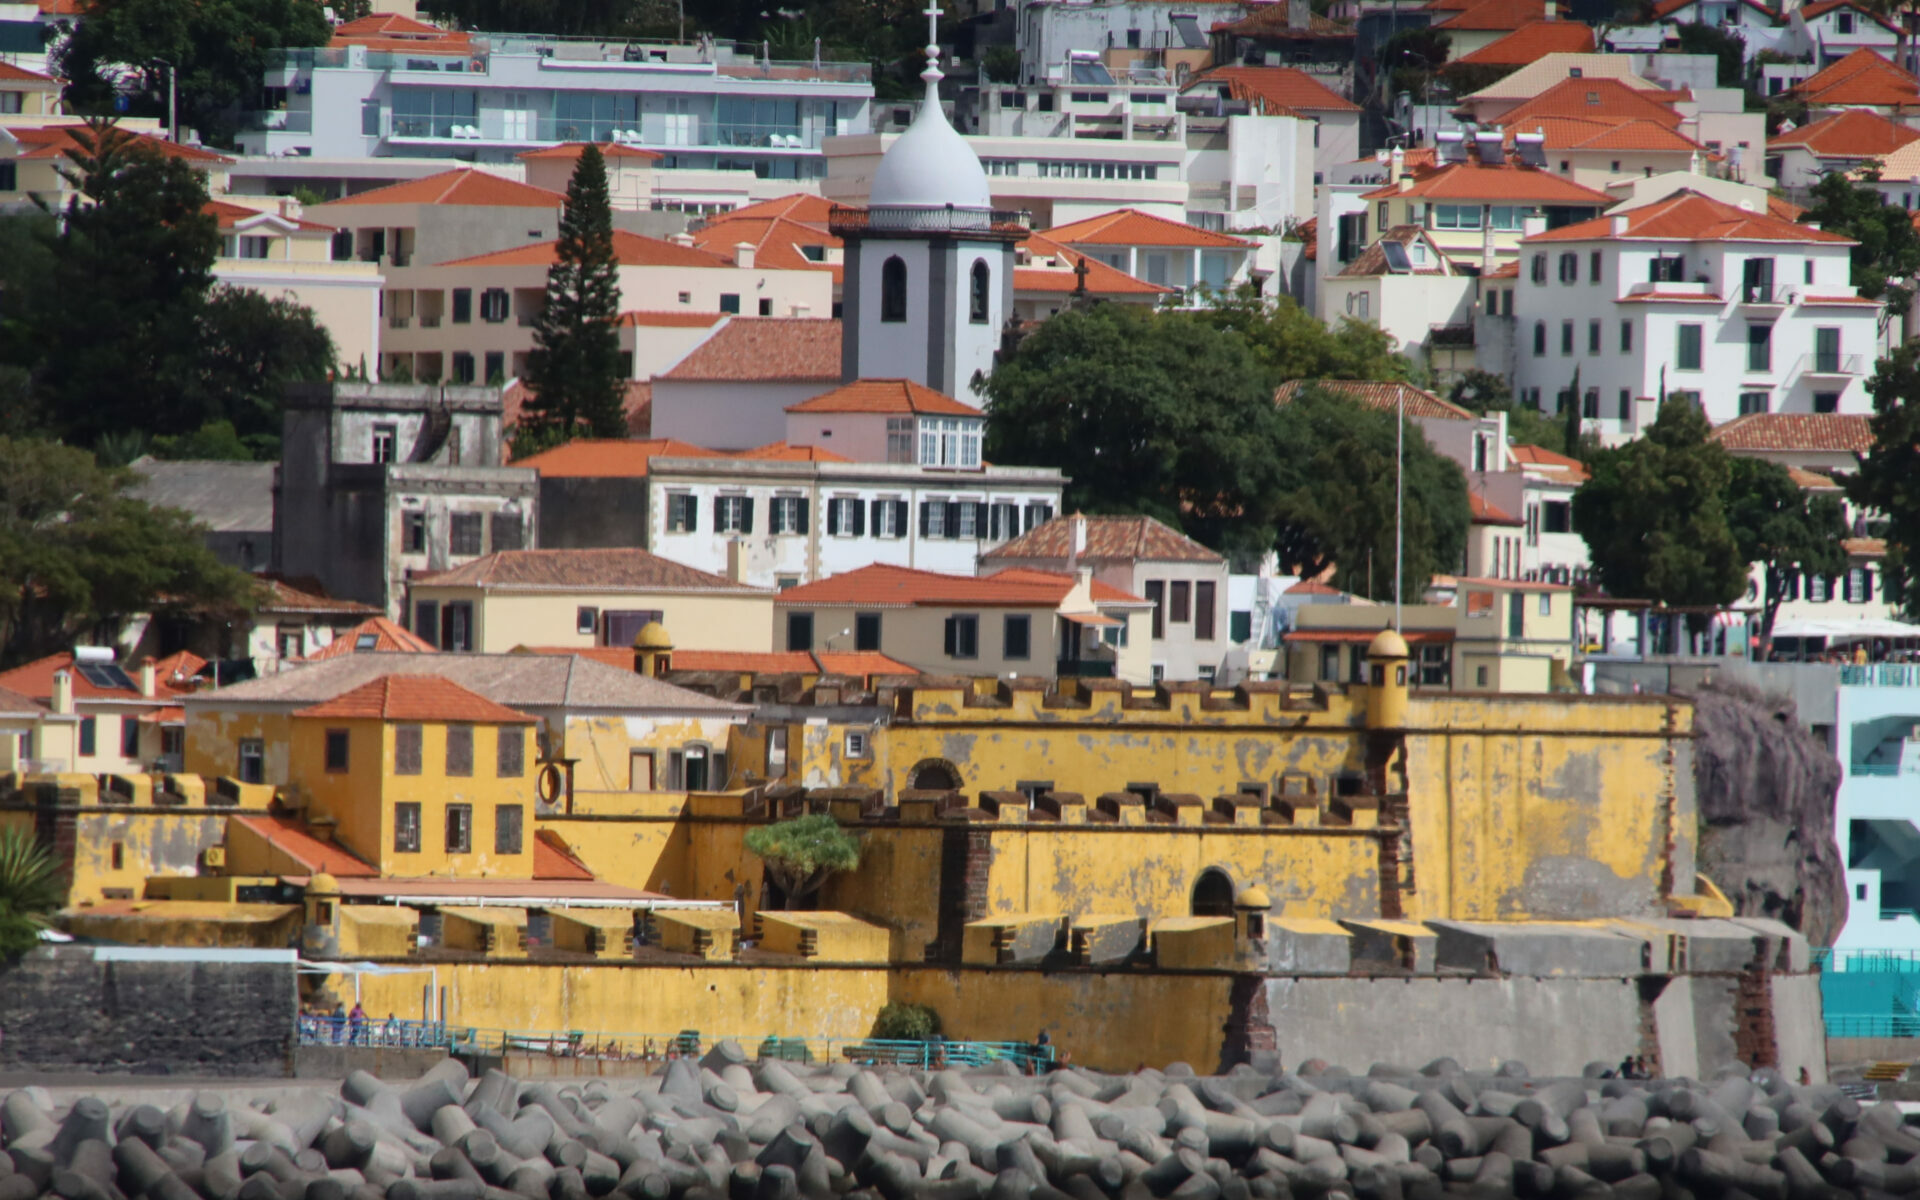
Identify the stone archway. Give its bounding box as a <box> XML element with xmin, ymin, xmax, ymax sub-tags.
<box><xmin>908</xmin><ymin>758</ymin><xmax>960</xmax><ymax>791</ymax></box>
<box><xmin>1191</xmin><ymin>867</ymin><xmax>1236</xmax><ymax>917</ymax></box>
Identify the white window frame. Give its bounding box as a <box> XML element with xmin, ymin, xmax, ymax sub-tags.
<box><xmin>716</xmin><ymin>494</ymin><xmax>749</xmax><ymax>534</ymax></box>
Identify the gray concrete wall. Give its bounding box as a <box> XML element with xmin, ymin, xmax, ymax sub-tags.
<box><xmin>1770</xmin><ymin>969</ymin><xmax>1828</xmax><ymax>1083</ymax></box>
<box><xmin>539</xmin><ymin>477</ymin><xmax>648</xmax><ymax>549</ymax></box>
<box><xmin>0</xmin><ymin>949</ymin><xmax>295</xmax><ymax>1076</ymax></box>
<box><xmin>1263</xmin><ymin>975</ymin><xmax>1645</xmax><ymax>1074</ymax></box>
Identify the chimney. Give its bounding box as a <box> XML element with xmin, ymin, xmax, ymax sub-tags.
<box><xmin>1611</xmin><ymin>214</ymin><xmax>1629</xmax><ymax>236</ymax></box>
<box><xmin>1481</xmin><ymin>219</ymin><xmax>1495</xmax><ymax>273</ymax></box>
<box><xmin>139</xmin><ymin>661</ymin><xmax>156</xmax><ymax>698</ymax></box>
<box><xmin>1288</xmin><ymin>0</ymin><xmax>1308</xmax><ymax>28</ymax></box>
<box><xmin>1390</xmin><ymin>144</ymin><xmax>1406</xmax><ymax>182</ymax></box>
<box><xmin>1067</xmin><ymin>512</ymin><xmax>1088</xmax><ymax>572</ymax></box>
<box><xmin>735</xmin><ymin>241</ymin><xmax>756</xmax><ymax>270</ymax></box>
<box><xmin>50</xmin><ymin>670</ymin><xmax>72</xmax><ymax>715</ymax></box>
<box><xmin>727</xmin><ymin>540</ymin><xmax>748</xmax><ymax>583</ymax></box>
<box><xmin>670</xmin><ymin>232</ymin><xmax>696</xmax><ymax>247</ymax></box>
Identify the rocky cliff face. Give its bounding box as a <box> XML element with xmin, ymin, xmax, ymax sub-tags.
<box><xmin>1687</xmin><ymin>682</ymin><xmax>1846</xmax><ymax>946</ymax></box>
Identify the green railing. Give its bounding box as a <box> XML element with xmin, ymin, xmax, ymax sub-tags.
<box><xmin>1842</xmin><ymin>664</ymin><xmax>1920</xmax><ymax>688</ymax></box>
<box><xmin>1815</xmin><ymin>948</ymin><xmax>1920</xmax><ymax>971</ymax></box>
<box><xmin>421</xmin><ymin>1027</ymin><xmax>1056</xmax><ymax>1070</ymax></box>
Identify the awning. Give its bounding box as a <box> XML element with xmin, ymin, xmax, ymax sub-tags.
<box><xmin>1060</xmin><ymin>611</ymin><xmax>1122</xmax><ymax>627</ymax></box>
<box><xmin>1282</xmin><ymin>629</ymin><xmax>1454</xmax><ymax>644</ymax></box>
<box><xmin>1772</xmin><ymin>617</ymin><xmax>1920</xmax><ymax>641</ymax></box>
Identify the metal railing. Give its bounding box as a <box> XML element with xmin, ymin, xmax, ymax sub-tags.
<box><xmin>1815</xmin><ymin>947</ymin><xmax>1920</xmax><ymax>970</ymax></box>
<box><xmin>1794</xmin><ymin>351</ymin><xmax>1865</xmax><ymax>376</ymax></box>
<box><xmin>1827</xmin><ymin>1014</ymin><xmax>1920</xmax><ymax>1038</ymax></box>
<box><xmin>298</xmin><ymin>1015</ymin><xmax>458</xmax><ymax>1048</ymax></box>
<box><xmin>1842</xmin><ymin>663</ymin><xmax>1920</xmax><ymax>687</ymax></box>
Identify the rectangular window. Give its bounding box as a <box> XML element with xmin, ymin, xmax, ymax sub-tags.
<box><xmin>629</xmin><ymin>750</ymin><xmax>655</xmax><ymax>790</ymax></box>
<box><xmin>484</xmin><ymin>351</ymin><xmax>503</xmax><ymax>384</ymax></box>
<box><xmin>769</xmin><ymin>495</ymin><xmax>807</xmax><ymax>535</ymax></box>
<box><xmin>1560</xmin><ymin>321</ymin><xmax>1574</xmax><ymax>355</ymax></box>
<box><xmin>394</xmin><ymin>802</ymin><xmax>421</xmax><ymax>852</ymax></box>
<box><xmin>1533</xmin><ymin>323</ymin><xmax>1546</xmax><ymax>356</ymax></box>
<box><xmin>1004</xmin><ymin>614</ymin><xmax>1031</xmax><ymax>660</ymax></box>
<box><xmin>576</xmin><ymin>606</ymin><xmax>598</xmax><ymax>636</ymax></box>
<box><xmin>412</xmin><ymin>601</ymin><xmax>439</xmax><ymax>646</ymax></box>
<box><xmin>599</xmin><ymin>609</ymin><xmax>662</xmax><ymax>648</ymax></box>
<box><xmin>1815</xmin><ymin>326</ymin><xmax>1842</xmax><ymax>373</ymax></box>
<box><xmin>1195</xmin><ymin>581</ymin><xmax>1217</xmax><ymax>640</ymax></box>
<box><xmin>872</xmin><ymin>499</ymin><xmax>906</xmax><ymax>538</ymax></box>
<box><xmin>1530</xmin><ymin>254</ymin><xmax>1546</xmax><ymax>284</ymax></box>
<box><xmin>1677</xmin><ymin>324</ymin><xmax>1703</xmax><ymax>370</ymax></box>
<box><xmin>1146</xmin><ymin>580</ymin><xmax>1165</xmax><ymax>638</ymax></box>
<box><xmin>445</xmin><ymin>803</ymin><xmax>472</xmax><ymax>853</ymax></box>
<box><xmin>944</xmin><ymin>614</ymin><xmax>980</xmax><ymax>659</ymax></box>
<box><xmin>495</xmin><ymin>804</ymin><xmax>523</xmax><ymax>854</ymax></box>
<box><xmin>445</xmin><ymin>725</ymin><xmax>473</xmax><ymax>776</ymax></box>
<box><xmin>1589</xmin><ymin>250</ymin><xmax>1602</xmax><ymax>284</ymax></box>
<box><xmin>786</xmin><ymin>611</ymin><xmax>814</xmax><ymax>652</ymax></box>
<box><xmin>719</xmin><ymin>293</ymin><xmax>741</xmax><ymax>314</ymax></box>
<box><xmin>450</xmin><ymin>352</ymin><xmax>475</xmax><ymax>385</ymax></box>
<box><xmin>452</xmin><ymin>288</ymin><xmax>472</xmax><ymax>323</ymax></box>
<box><xmin>1588</xmin><ymin>320</ymin><xmax>1601</xmax><ymax>354</ymax></box>
<box><xmin>844</xmin><ymin>731</ymin><xmax>869</xmax><ymax>759</ymax></box>
<box><xmin>1170</xmin><ymin>581</ymin><xmax>1192</xmax><ymax>623</ymax></box>
<box><xmin>1739</xmin><ymin>390</ymin><xmax>1769</xmax><ymax>414</ymax></box>
<box><xmin>666</xmin><ymin>492</ymin><xmax>697</xmax><ymax>532</ymax></box>
<box><xmin>324</xmin><ymin>729</ymin><xmax>350</xmax><ymax>772</ymax></box>
<box><xmin>1230</xmin><ymin>610</ymin><xmax>1252</xmax><ymax>642</ymax></box>
<box><xmin>1815</xmin><ymin>391</ymin><xmax>1841</xmax><ymax>413</ymax></box>
<box><xmin>1583</xmin><ymin>387</ymin><xmax>1599</xmax><ymax>419</ymax></box>
<box><xmin>1543</xmin><ymin>501</ymin><xmax>1572</xmax><ymax>533</ymax></box>
<box><xmin>372</xmin><ymin>424</ymin><xmax>398</xmax><ymax>464</ymax></box>
<box><xmin>442</xmin><ymin>601</ymin><xmax>473</xmax><ymax>652</ymax></box>
<box><xmin>237</xmin><ymin>736</ymin><xmax>262</xmax><ymax>781</ymax></box>
<box><xmin>886</xmin><ymin>417</ymin><xmax>914</xmax><ymax>463</ymax></box>
<box><xmin>827</xmin><ymin>497</ymin><xmax>865</xmax><ymax>537</ymax></box>
<box><xmin>714</xmin><ymin>495</ymin><xmax>751</xmax><ymax>533</ymax></box>
<box><xmin>395</xmin><ymin>725</ymin><xmax>422</xmax><ymax>775</ymax></box>
<box><xmin>856</xmin><ymin>612</ymin><xmax>881</xmax><ymax>651</ymax></box>
<box><xmin>1508</xmin><ymin>592</ymin><xmax>1525</xmax><ymax>639</ymax></box>
<box><xmin>496</xmin><ymin>727</ymin><xmax>524</xmax><ymax>778</ymax></box>
<box><xmin>1558</xmin><ymin>253</ymin><xmax>1577</xmax><ymax>284</ymax></box>
<box><xmin>121</xmin><ymin>716</ymin><xmax>141</xmax><ymax>760</ymax></box>
<box><xmin>403</xmin><ymin>511</ymin><xmax>426</xmax><ymax>553</ymax></box>
<box><xmin>1650</xmin><ymin>255</ymin><xmax>1684</xmax><ymax>282</ymax></box>
<box><xmin>449</xmin><ymin>512</ymin><xmax>483</xmax><ymax>556</ymax></box>
<box><xmin>1620</xmin><ymin>319</ymin><xmax>1633</xmax><ymax>353</ymax></box>
<box><xmin>1747</xmin><ymin>323</ymin><xmax>1773</xmax><ymax>372</ymax></box>
<box><xmin>922</xmin><ymin>500</ymin><xmax>948</xmax><ymax>539</ymax></box>
<box><xmin>1619</xmin><ymin>388</ymin><xmax>1632</xmax><ymax>420</ymax></box>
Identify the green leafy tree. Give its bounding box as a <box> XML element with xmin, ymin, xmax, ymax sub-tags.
<box><xmin>1449</xmin><ymin>369</ymin><xmax>1569</xmax><ymax>454</ymax></box>
<box><xmin>32</xmin><ymin>120</ymin><xmax>219</xmax><ymax>449</ymax></box>
<box><xmin>1674</xmin><ymin>23</ymin><xmax>1746</xmax><ymax>88</ymax></box>
<box><xmin>522</xmin><ymin>146</ymin><xmax>627</xmax><ymax>446</ymax></box>
<box><xmin>745</xmin><ymin>814</ymin><xmax>862</xmax><ymax>910</ymax></box>
<box><xmin>1189</xmin><ymin>291</ymin><xmax>1415</xmax><ymax>384</ymax></box>
<box><xmin>1849</xmin><ymin>342</ymin><xmax>1920</xmax><ymax>618</ymax></box>
<box><xmin>1725</xmin><ymin>457</ymin><xmax>1848</xmax><ymax>654</ymax></box>
<box><xmin>0</xmin><ymin>827</ymin><xmax>63</xmax><ymax>959</ymax></box>
<box><xmin>871</xmin><ymin>1002</ymin><xmax>942</xmax><ymax>1040</ymax></box>
<box><xmin>1270</xmin><ymin>385</ymin><xmax>1471</xmax><ymax>602</ymax></box>
<box><xmin>1802</xmin><ymin>170</ymin><xmax>1920</xmax><ymax>315</ymax></box>
<box><xmin>982</xmin><ymin>304</ymin><xmax>1290</xmax><ymax>558</ymax></box>
<box><xmin>0</xmin><ymin>437</ymin><xmax>258</xmax><ymax>666</ymax></box>
<box><xmin>191</xmin><ymin>286</ymin><xmax>337</xmax><ymax>459</ymax></box>
<box><xmin>1572</xmin><ymin>398</ymin><xmax>1748</xmax><ymax>639</ymax></box>
<box><xmin>150</xmin><ymin>420</ymin><xmax>255</xmax><ymax>461</ymax></box>
<box><xmin>53</xmin><ymin>0</ymin><xmax>330</xmax><ymax>148</ymax></box>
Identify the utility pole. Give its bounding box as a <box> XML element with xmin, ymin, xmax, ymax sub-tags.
<box><xmin>1394</xmin><ymin>387</ymin><xmax>1404</xmax><ymax>632</ymax></box>
<box><xmin>154</xmin><ymin>58</ymin><xmax>177</xmax><ymax>141</ymax></box>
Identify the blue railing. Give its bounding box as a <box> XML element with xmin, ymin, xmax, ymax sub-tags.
<box><xmin>1815</xmin><ymin>948</ymin><xmax>1920</xmax><ymax>971</ymax></box>
<box><xmin>1828</xmin><ymin>1014</ymin><xmax>1920</xmax><ymax>1039</ymax></box>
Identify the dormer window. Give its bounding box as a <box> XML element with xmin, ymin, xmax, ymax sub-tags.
<box><xmin>919</xmin><ymin>417</ymin><xmax>982</xmax><ymax>468</ymax></box>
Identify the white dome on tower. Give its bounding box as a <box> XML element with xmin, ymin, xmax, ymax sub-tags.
<box><xmin>869</xmin><ymin>84</ymin><xmax>992</xmax><ymax>212</ymax></box>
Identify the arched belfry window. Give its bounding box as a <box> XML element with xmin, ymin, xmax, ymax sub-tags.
<box><xmin>969</xmin><ymin>259</ymin><xmax>991</xmax><ymax>324</ymax></box>
<box><xmin>881</xmin><ymin>256</ymin><xmax>908</xmax><ymax>323</ymax></box>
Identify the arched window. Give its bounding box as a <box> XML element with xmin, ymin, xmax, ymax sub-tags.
<box><xmin>1191</xmin><ymin>867</ymin><xmax>1235</xmax><ymax>917</ymax></box>
<box><xmin>908</xmin><ymin>758</ymin><xmax>959</xmax><ymax>791</ymax></box>
<box><xmin>969</xmin><ymin>259</ymin><xmax>991</xmax><ymax>324</ymax></box>
<box><xmin>880</xmin><ymin>256</ymin><xmax>908</xmax><ymax>323</ymax></box>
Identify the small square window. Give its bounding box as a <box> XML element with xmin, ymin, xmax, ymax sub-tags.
<box><xmin>844</xmin><ymin>731</ymin><xmax>869</xmax><ymax>758</ymax></box>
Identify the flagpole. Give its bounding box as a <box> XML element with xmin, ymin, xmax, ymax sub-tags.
<box><xmin>1395</xmin><ymin>388</ymin><xmax>1404</xmax><ymax>632</ymax></box>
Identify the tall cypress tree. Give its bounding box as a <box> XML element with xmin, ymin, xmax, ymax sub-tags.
<box><xmin>522</xmin><ymin>146</ymin><xmax>626</xmax><ymax>445</ymax></box>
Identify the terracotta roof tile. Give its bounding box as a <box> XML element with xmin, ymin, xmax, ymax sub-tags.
<box><xmin>733</xmin><ymin>441</ymin><xmax>851</xmax><ymax>461</ymax></box>
<box><xmin>619</xmin><ymin>310</ymin><xmax>728</xmax><ymax>328</ymax></box>
<box><xmin>262</xmin><ymin>577</ymin><xmax>378</xmax><ymax>615</ymax></box>
<box><xmin>333</xmin><ymin>13</ymin><xmax>452</xmax><ymax>36</ymax></box>
<box><xmin>1709</xmin><ymin>412</ymin><xmax>1873</xmax><ymax>452</ymax></box>
<box><xmin>416</xmin><ymin>547</ymin><xmax>767</xmax><ymax>593</ymax></box>
<box><xmin>517</xmin><ymin>141</ymin><xmax>661</xmax><ymax>162</ymax></box>
<box><xmin>0</xmin><ymin>653</ymin><xmax>184</xmax><ymax>705</ymax></box>
<box><xmin>1769</xmin><ymin>108</ymin><xmax>1920</xmax><ymax>157</ymax></box>
<box><xmin>292</xmin><ymin>674</ymin><xmax>536</xmax><ymax>723</ymax></box>
<box><xmin>659</xmin><ymin>317</ymin><xmax>841</xmax><ymax>382</ymax></box>
<box><xmin>203</xmin><ymin>198</ymin><xmax>336</xmax><ymax>234</ymax></box>
<box><xmin>1015</xmin><ymin>233</ymin><xmax>1172</xmax><ymax>295</ymax></box>
<box><xmin>717</xmin><ymin>193</ymin><xmax>839</xmax><ymax>223</ymax></box>
<box><xmin>441</xmin><ymin>229</ymin><xmax>728</xmax><ymax>269</ymax></box>
<box><xmin>1435</xmin><ymin>0</ymin><xmax>1547</xmax><ymax>31</ymax></box>
<box><xmin>776</xmin><ymin>564</ymin><xmax>1145</xmax><ymax>608</ymax></box>
<box><xmin>1274</xmin><ymin>379</ymin><xmax>1476</xmax><ymax>420</ymax></box>
<box><xmin>1798</xmin><ymin>0</ymin><xmax>1899</xmax><ymax>31</ymax></box>
<box><xmin>1470</xmin><ymin>492</ymin><xmax>1524</xmax><ymax>525</ymax></box>
<box><xmin>314</xmin><ymin>168</ymin><xmax>564</xmax><ymax>209</ymax></box>
<box><xmin>1791</xmin><ymin>49</ymin><xmax>1920</xmax><ymax>107</ymax></box>
<box><xmin>512</xmin><ymin>437</ymin><xmax>716</xmax><ymax>478</ymax></box>
<box><xmin>1182</xmin><ymin>66</ymin><xmax>1360</xmax><ymax>113</ymax></box>
<box><xmin>1494</xmin><ymin>77</ymin><xmax>1684</xmax><ymax>129</ymax></box>
<box><xmin>230</xmin><ymin>814</ymin><xmax>378</xmax><ymax>877</ymax></box>
<box><xmin>151</xmin><ymin>651</ymin><xmax>209</xmax><ymax>686</ymax></box>
<box><xmin>300</xmin><ymin>617</ymin><xmax>438</xmax><ymax>660</ymax></box>
<box><xmin>690</xmin><ymin>214</ymin><xmax>839</xmax><ymax>272</ymax></box>
<box><xmin>533</xmin><ymin>830</ymin><xmax>596</xmax><ymax>880</ymax></box>
<box><xmin>1525</xmin><ymin>189</ymin><xmax>1855</xmax><ymax>243</ymax></box>
<box><xmin>0</xmin><ymin>685</ymin><xmax>47</xmax><ymax>716</ymax></box>
<box><xmin>6</xmin><ymin>124</ymin><xmax>230</xmax><ymax>164</ymax></box>
<box><xmin>1509</xmin><ymin>443</ymin><xmax>1590</xmax><ymax>482</ymax></box>
<box><xmin>0</xmin><ymin>62</ymin><xmax>58</xmax><ymax>83</ymax></box>
<box><xmin>1789</xmin><ymin>466</ymin><xmax>1840</xmax><ymax>488</ymax></box>
<box><xmin>981</xmin><ymin>514</ymin><xmax>1224</xmax><ymax>564</ymax></box>
<box><xmin>1043</xmin><ymin>208</ymin><xmax>1254</xmax><ymax>249</ymax></box>
<box><xmin>1335</xmin><ymin>226</ymin><xmax>1457</xmax><ymax>278</ymax></box>
<box><xmin>1359</xmin><ymin>161</ymin><xmax>1613</xmax><ymax>203</ymax></box>
<box><xmin>1504</xmin><ymin>116</ymin><xmax>1702</xmax><ymax>152</ymax></box>
<box><xmin>1212</xmin><ymin>6</ymin><xmax>1356</xmax><ymax>37</ymax></box>
<box><xmin>787</xmin><ymin>379</ymin><xmax>978</xmax><ymax>417</ymax></box>
<box><xmin>1453</xmin><ymin>20</ymin><xmax>1594</xmax><ymax>64</ymax></box>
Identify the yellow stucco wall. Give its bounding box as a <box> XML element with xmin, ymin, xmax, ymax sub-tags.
<box><xmin>407</xmin><ymin>586</ymin><xmax>775</xmax><ymax>655</ymax></box>
<box><xmin>0</xmin><ymin>803</ymin><xmax>240</xmax><ymax>905</ymax></box>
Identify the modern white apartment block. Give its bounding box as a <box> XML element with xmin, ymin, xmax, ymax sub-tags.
<box><xmin>1503</xmin><ymin>190</ymin><xmax>1878</xmax><ymax>441</ymax></box>
<box><xmin>238</xmin><ymin>29</ymin><xmax>873</xmax><ymax>183</ymax></box>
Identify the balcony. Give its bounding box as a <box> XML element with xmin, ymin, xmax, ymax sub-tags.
<box><xmin>388</xmin><ymin>316</ymin><xmax>412</xmax><ymax>329</ymax></box>
<box><xmin>1795</xmin><ymin>351</ymin><xmax>1865</xmax><ymax>377</ymax></box>
<box><xmin>243</xmin><ymin>109</ymin><xmax>313</xmax><ymax>133</ymax></box>
<box><xmin>1055</xmin><ymin>660</ymin><xmax>1116</xmax><ymax>678</ymax></box>
<box><xmin>1737</xmin><ymin>285</ymin><xmax>1789</xmax><ymax>307</ymax></box>
<box><xmin>419</xmin><ymin>315</ymin><xmax>442</xmax><ymax>328</ymax></box>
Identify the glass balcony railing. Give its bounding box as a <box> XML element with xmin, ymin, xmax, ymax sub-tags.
<box><xmin>243</xmin><ymin>109</ymin><xmax>313</xmax><ymax>133</ymax></box>
<box><xmin>388</xmin><ymin>114</ymin><xmax>821</xmax><ymax>150</ymax></box>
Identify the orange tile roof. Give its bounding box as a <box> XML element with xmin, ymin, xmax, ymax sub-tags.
<box><xmin>1504</xmin><ymin>116</ymin><xmax>1702</xmax><ymax>153</ymax></box>
<box><xmin>718</xmin><ymin>193</ymin><xmax>839</xmax><ymax>223</ymax></box>
<box><xmin>533</xmin><ymin>830</ymin><xmax>596</xmax><ymax>880</ymax></box>
<box><xmin>0</xmin><ymin>685</ymin><xmax>46</xmax><ymax>716</ymax></box>
<box><xmin>203</xmin><ymin>198</ymin><xmax>336</xmax><ymax>234</ymax></box>
<box><xmin>1435</xmin><ymin>0</ymin><xmax>1547</xmax><ymax>31</ymax></box>
<box><xmin>787</xmin><ymin>379</ymin><xmax>979</xmax><ymax>417</ymax></box>
<box><xmin>1043</xmin><ymin>208</ymin><xmax>1254</xmax><ymax>249</ymax></box>
<box><xmin>1274</xmin><ymin>380</ymin><xmax>1477</xmax><ymax>420</ymax></box>
<box><xmin>1015</xmin><ymin>233</ymin><xmax>1172</xmax><ymax>296</ymax></box>
<box><xmin>777</xmin><ymin>564</ymin><xmax>1146</xmax><ymax>609</ymax></box>
<box><xmin>151</xmin><ymin>650</ymin><xmax>208</xmax><ymax>687</ymax></box>
<box><xmin>690</xmin><ymin>212</ymin><xmax>839</xmax><ymax>273</ymax></box>
<box><xmin>659</xmin><ymin>317</ymin><xmax>842</xmax><ymax>382</ymax></box>
<box><xmin>1709</xmin><ymin>412</ymin><xmax>1873</xmax><ymax>452</ymax></box>
<box><xmin>1469</xmin><ymin>492</ymin><xmax>1524</xmax><ymax>526</ymax></box>
<box><xmin>6</xmin><ymin>124</ymin><xmax>231</xmax><ymax>164</ymax></box>
<box><xmin>1799</xmin><ymin>0</ymin><xmax>1898</xmax><ymax>31</ymax></box>
<box><xmin>1494</xmin><ymin>77</ymin><xmax>1684</xmax><ymax>130</ymax></box>
<box><xmin>1453</xmin><ymin>20</ymin><xmax>1594</xmax><ymax>64</ymax></box>
<box><xmin>0</xmin><ymin>652</ymin><xmax>185</xmax><ymax>705</ymax></box>
<box><xmin>1771</xmin><ymin>108</ymin><xmax>1920</xmax><ymax>158</ymax></box>
<box><xmin>0</xmin><ymin>62</ymin><xmax>57</xmax><ymax>83</ymax></box>
<box><xmin>315</xmin><ymin>168</ymin><xmax>564</xmax><ymax>209</ymax></box>
<box><xmin>512</xmin><ymin>437</ymin><xmax>718</xmax><ymax>478</ymax></box>
<box><xmin>981</xmin><ymin>514</ymin><xmax>1224</xmax><ymax>564</ymax></box>
<box><xmin>1791</xmin><ymin>49</ymin><xmax>1920</xmax><ymax>106</ymax></box>
<box><xmin>1651</xmin><ymin>0</ymin><xmax>1776</xmax><ymax>17</ymax></box>
<box><xmin>301</xmin><ymin>617</ymin><xmax>438</xmax><ymax>660</ymax></box>
<box><xmin>620</xmin><ymin>310</ymin><xmax>727</xmax><ymax>328</ymax></box>
<box><xmin>441</xmin><ymin>229</ymin><xmax>728</xmax><ymax>269</ymax></box>
<box><xmin>1334</xmin><ymin>226</ymin><xmax>1456</xmax><ymax>279</ymax></box>
<box><xmin>1526</xmin><ymin>189</ymin><xmax>1855</xmax><ymax>243</ymax></box>
<box><xmin>328</xmin><ymin>34</ymin><xmax>474</xmax><ymax>52</ymax></box>
<box><xmin>1360</xmin><ymin>162</ymin><xmax>1613</xmax><ymax>203</ymax></box>
<box><xmin>262</xmin><ymin>576</ymin><xmax>379</xmax><ymax>615</ymax></box>
<box><xmin>1182</xmin><ymin>66</ymin><xmax>1360</xmax><ymax>113</ymax></box>
<box><xmin>293</xmin><ymin>674</ymin><xmax>536</xmax><ymax>723</ymax></box>
<box><xmin>732</xmin><ymin>441</ymin><xmax>851</xmax><ymax>462</ymax></box>
<box><xmin>333</xmin><ymin>13</ymin><xmax>453</xmax><ymax>36</ymax></box>
<box><xmin>1789</xmin><ymin>466</ymin><xmax>1840</xmax><ymax>489</ymax></box>
<box><xmin>230</xmin><ymin>815</ymin><xmax>378</xmax><ymax>878</ymax></box>
<box><xmin>414</xmin><ymin>547</ymin><xmax>765</xmax><ymax>593</ymax></box>
<box><xmin>517</xmin><ymin>141</ymin><xmax>661</xmax><ymax>162</ymax></box>
<box><xmin>1509</xmin><ymin>442</ymin><xmax>1590</xmax><ymax>483</ymax></box>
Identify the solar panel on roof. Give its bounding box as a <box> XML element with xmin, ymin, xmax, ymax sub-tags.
<box><xmin>356</xmin><ymin>633</ymin><xmax>379</xmax><ymax>650</ymax></box>
<box><xmin>1380</xmin><ymin>241</ymin><xmax>1412</xmax><ymax>273</ymax></box>
<box><xmin>1171</xmin><ymin>14</ymin><xmax>1205</xmax><ymax>47</ymax></box>
<box><xmin>1071</xmin><ymin>60</ymin><xmax>1114</xmax><ymax>84</ymax></box>
<box><xmin>77</xmin><ymin>663</ymin><xmax>135</xmax><ymax>691</ymax></box>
